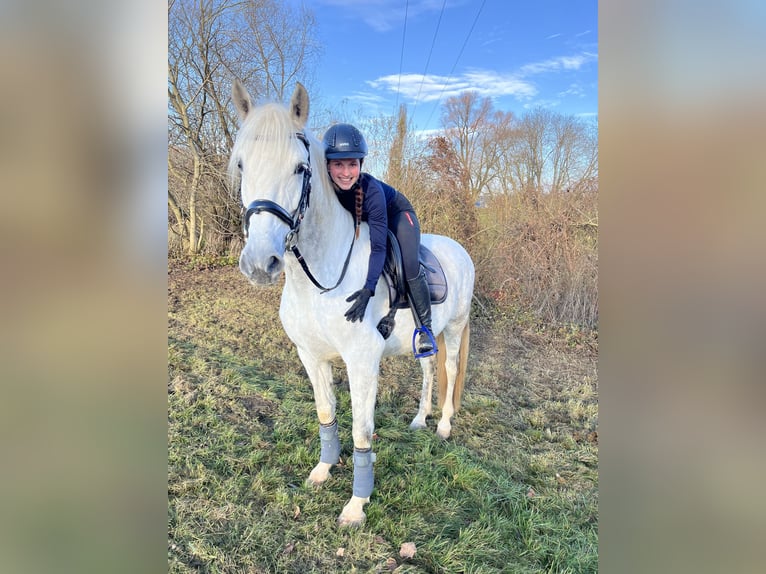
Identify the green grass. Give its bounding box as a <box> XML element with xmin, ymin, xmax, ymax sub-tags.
<box><xmin>168</xmin><ymin>264</ymin><xmax>598</xmax><ymax>573</ymax></box>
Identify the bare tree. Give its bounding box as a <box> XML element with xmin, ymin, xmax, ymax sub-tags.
<box><xmin>237</xmin><ymin>1</ymin><xmax>318</xmax><ymax>101</ymax></box>
<box><xmin>440</xmin><ymin>91</ymin><xmax>513</xmax><ymax>205</ymax></box>
<box><xmin>511</xmin><ymin>108</ymin><xmax>598</xmax><ymax>197</ymax></box>
<box><xmin>428</xmin><ymin>94</ymin><xmax>598</xmax><ymax>325</ymax></box>
<box><xmin>168</xmin><ymin>0</ymin><xmax>319</xmax><ymax>255</ymax></box>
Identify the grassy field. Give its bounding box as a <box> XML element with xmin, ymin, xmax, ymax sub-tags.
<box><xmin>168</xmin><ymin>261</ymin><xmax>598</xmax><ymax>573</ymax></box>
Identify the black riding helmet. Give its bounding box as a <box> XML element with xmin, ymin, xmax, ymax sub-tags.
<box><xmin>323</xmin><ymin>123</ymin><xmax>368</xmax><ymax>161</ymax></box>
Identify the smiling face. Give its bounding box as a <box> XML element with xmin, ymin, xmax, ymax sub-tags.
<box><xmin>327</xmin><ymin>158</ymin><xmax>360</xmax><ymax>191</ymax></box>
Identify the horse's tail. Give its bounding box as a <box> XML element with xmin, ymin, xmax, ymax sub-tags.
<box><xmin>437</xmin><ymin>320</ymin><xmax>470</xmax><ymax>412</ymax></box>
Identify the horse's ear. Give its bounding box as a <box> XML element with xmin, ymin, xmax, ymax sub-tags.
<box><xmin>232</xmin><ymin>79</ymin><xmax>252</xmax><ymax>122</ymax></box>
<box><xmin>290</xmin><ymin>82</ymin><xmax>309</xmax><ymax>129</ymax></box>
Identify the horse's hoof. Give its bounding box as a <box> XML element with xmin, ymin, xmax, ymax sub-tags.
<box><xmin>307</xmin><ymin>463</ymin><xmax>332</xmax><ymax>486</ymax></box>
<box><xmin>337</xmin><ymin>496</ymin><xmax>368</xmax><ymax>527</ymax></box>
<box><xmin>436</xmin><ymin>422</ymin><xmax>451</xmax><ymax>440</ymax></box>
<box><xmin>409</xmin><ymin>418</ymin><xmax>427</xmax><ymax>430</ymax></box>
<box><xmin>337</xmin><ymin>512</ymin><xmax>366</xmax><ymax>528</ymax></box>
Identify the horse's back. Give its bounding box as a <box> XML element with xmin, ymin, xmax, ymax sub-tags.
<box><xmin>421</xmin><ymin>233</ymin><xmax>474</xmax><ymax>287</ymax></box>
<box><xmin>421</xmin><ymin>232</ymin><xmax>474</xmax><ymax>318</ymax></box>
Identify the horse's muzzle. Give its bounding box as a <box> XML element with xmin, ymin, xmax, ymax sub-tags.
<box><xmin>239</xmin><ymin>249</ymin><xmax>284</xmax><ymax>285</ymax></box>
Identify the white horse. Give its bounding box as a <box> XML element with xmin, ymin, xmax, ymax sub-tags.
<box><xmin>229</xmin><ymin>80</ymin><xmax>475</xmax><ymax>526</ymax></box>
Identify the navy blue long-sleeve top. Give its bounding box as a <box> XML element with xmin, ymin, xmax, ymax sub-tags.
<box><xmin>334</xmin><ymin>173</ymin><xmax>414</xmax><ymax>294</ymax></box>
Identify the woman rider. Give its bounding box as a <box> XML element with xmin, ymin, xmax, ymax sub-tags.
<box><xmin>322</xmin><ymin>123</ymin><xmax>435</xmax><ymax>356</ymax></box>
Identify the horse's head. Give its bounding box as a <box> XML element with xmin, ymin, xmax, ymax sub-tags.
<box><xmin>229</xmin><ymin>80</ymin><xmax>313</xmax><ymax>285</ymax></box>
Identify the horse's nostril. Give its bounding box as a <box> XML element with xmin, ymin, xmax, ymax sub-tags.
<box><xmin>266</xmin><ymin>256</ymin><xmax>282</xmax><ymax>274</ymax></box>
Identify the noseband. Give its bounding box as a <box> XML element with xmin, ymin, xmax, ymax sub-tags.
<box><xmin>242</xmin><ymin>131</ymin><xmax>357</xmax><ymax>293</ymax></box>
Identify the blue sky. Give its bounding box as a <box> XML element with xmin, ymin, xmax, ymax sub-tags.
<box><xmin>297</xmin><ymin>0</ymin><xmax>598</xmax><ymax>131</ymax></box>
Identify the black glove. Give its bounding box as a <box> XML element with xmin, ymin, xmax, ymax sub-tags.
<box><xmin>344</xmin><ymin>288</ymin><xmax>373</xmax><ymax>323</ymax></box>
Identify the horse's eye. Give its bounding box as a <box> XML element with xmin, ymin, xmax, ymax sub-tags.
<box><xmin>237</xmin><ymin>160</ymin><xmax>243</xmax><ymax>171</ymax></box>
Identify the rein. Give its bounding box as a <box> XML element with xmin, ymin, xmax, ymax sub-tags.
<box><xmin>243</xmin><ymin>132</ymin><xmax>358</xmax><ymax>293</ymax></box>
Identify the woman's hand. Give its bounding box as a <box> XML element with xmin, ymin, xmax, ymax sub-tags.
<box><xmin>344</xmin><ymin>288</ymin><xmax>373</xmax><ymax>322</ymax></box>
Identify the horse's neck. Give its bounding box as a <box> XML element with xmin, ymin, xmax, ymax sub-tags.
<box><xmin>286</xmin><ymin>180</ymin><xmax>357</xmax><ymax>284</ymax></box>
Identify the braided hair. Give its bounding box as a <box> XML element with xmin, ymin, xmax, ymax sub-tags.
<box><xmin>352</xmin><ymin>179</ymin><xmax>363</xmax><ymax>238</ymax></box>
<box><xmin>329</xmin><ymin>174</ymin><xmax>363</xmax><ymax>238</ymax></box>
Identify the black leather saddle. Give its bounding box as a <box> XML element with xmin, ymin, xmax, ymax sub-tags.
<box><xmin>381</xmin><ymin>230</ymin><xmax>448</xmax><ymax>310</ymax></box>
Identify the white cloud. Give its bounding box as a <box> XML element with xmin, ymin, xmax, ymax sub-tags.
<box><xmin>411</xmin><ymin>127</ymin><xmax>443</xmax><ymax>141</ymax></box>
<box><xmin>348</xmin><ymin>91</ymin><xmax>387</xmax><ymax>105</ymax></box>
<box><xmin>523</xmin><ymin>98</ymin><xmax>561</xmax><ymax>110</ymax></box>
<box><xmin>368</xmin><ymin>70</ymin><xmax>537</xmax><ymax>103</ymax></box>
<box><xmin>480</xmin><ymin>37</ymin><xmax>503</xmax><ymax>47</ymax></box>
<box><xmin>341</xmin><ymin>90</ymin><xmax>389</xmax><ymax>116</ymax></box>
<box><xmin>519</xmin><ymin>52</ymin><xmax>597</xmax><ymax>75</ymax></box>
<box><xmin>558</xmin><ymin>83</ymin><xmax>586</xmax><ymax>98</ymax></box>
<box><xmin>365</xmin><ymin>50</ymin><xmax>595</xmax><ymax>105</ymax></box>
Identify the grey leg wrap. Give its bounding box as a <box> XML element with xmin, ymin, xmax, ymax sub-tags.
<box><xmin>319</xmin><ymin>420</ymin><xmax>340</xmax><ymax>464</ymax></box>
<box><xmin>352</xmin><ymin>448</ymin><xmax>376</xmax><ymax>499</ymax></box>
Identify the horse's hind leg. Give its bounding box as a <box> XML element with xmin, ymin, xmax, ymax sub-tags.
<box><xmin>410</xmin><ymin>354</ymin><xmax>436</xmax><ymax>430</ymax></box>
<box><xmin>298</xmin><ymin>351</ymin><xmax>338</xmax><ymax>486</ymax></box>
<box><xmin>436</xmin><ymin>326</ymin><xmax>465</xmax><ymax>440</ymax></box>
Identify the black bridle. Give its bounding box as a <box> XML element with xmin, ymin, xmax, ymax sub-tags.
<box><xmin>242</xmin><ymin>131</ymin><xmax>358</xmax><ymax>293</ymax></box>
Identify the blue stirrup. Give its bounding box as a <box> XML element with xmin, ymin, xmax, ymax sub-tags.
<box><xmin>412</xmin><ymin>326</ymin><xmax>437</xmax><ymax>359</ymax></box>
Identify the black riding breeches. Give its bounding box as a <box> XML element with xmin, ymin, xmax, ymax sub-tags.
<box><xmin>389</xmin><ymin>209</ymin><xmax>421</xmax><ymax>281</ymax></box>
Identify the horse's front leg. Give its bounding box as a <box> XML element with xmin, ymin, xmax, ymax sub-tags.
<box><xmin>297</xmin><ymin>349</ymin><xmax>339</xmax><ymax>487</ymax></box>
<box><xmin>410</xmin><ymin>355</ymin><xmax>436</xmax><ymax>430</ymax></box>
<box><xmin>337</xmin><ymin>360</ymin><xmax>380</xmax><ymax>527</ymax></box>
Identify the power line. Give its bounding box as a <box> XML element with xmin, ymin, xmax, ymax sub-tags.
<box><xmin>413</xmin><ymin>0</ymin><xmax>448</xmax><ymax>107</ymax></box>
<box><xmin>423</xmin><ymin>0</ymin><xmax>487</xmax><ymax>130</ymax></box>
<box><xmin>394</xmin><ymin>0</ymin><xmax>409</xmax><ymax>113</ymax></box>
